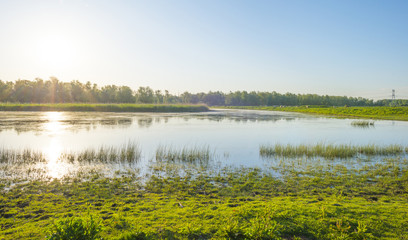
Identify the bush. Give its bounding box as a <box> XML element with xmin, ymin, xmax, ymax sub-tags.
<box><xmin>46</xmin><ymin>216</ymin><xmax>102</xmax><ymax>240</ymax></box>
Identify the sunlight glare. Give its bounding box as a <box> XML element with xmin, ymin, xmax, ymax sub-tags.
<box><xmin>43</xmin><ymin>112</ymin><xmax>66</xmax><ymax>134</ymax></box>
<box><xmin>45</xmin><ymin>139</ymin><xmax>67</xmax><ymax>179</ymax></box>
<box><xmin>35</xmin><ymin>33</ymin><xmax>76</xmax><ymax>71</ymax></box>
<box><xmin>41</xmin><ymin>112</ymin><xmax>70</xmax><ymax>178</ymax></box>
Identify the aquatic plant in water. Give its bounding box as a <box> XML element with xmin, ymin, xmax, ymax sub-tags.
<box><xmin>260</xmin><ymin>143</ymin><xmax>406</xmax><ymax>159</ymax></box>
<box><xmin>351</xmin><ymin>120</ymin><xmax>374</xmax><ymax>127</ymax></box>
<box><xmin>155</xmin><ymin>145</ymin><xmax>212</xmax><ymax>164</ymax></box>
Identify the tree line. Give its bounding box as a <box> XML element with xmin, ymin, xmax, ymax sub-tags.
<box><xmin>0</xmin><ymin>78</ymin><xmax>406</xmax><ymax>106</ymax></box>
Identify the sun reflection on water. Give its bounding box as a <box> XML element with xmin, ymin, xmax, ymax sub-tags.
<box><xmin>43</xmin><ymin>112</ymin><xmax>66</xmax><ymax>135</ymax></box>
<box><xmin>42</xmin><ymin>112</ymin><xmax>69</xmax><ymax>178</ymax></box>
<box><xmin>45</xmin><ymin>139</ymin><xmax>68</xmax><ymax>178</ymax></box>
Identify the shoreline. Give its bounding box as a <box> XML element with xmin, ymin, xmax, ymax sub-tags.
<box><xmin>0</xmin><ymin>103</ymin><xmax>209</xmax><ymax>113</ymax></box>
<box><xmin>215</xmin><ymin>106</ymin><xmax>408</xmax><ymax>121</ymax></box>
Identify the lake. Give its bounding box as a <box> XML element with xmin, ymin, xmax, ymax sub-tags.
<box><xmin>1</xmin><ymin>109</ymin><xmax>408</xmax><ymax>178</ymax></box>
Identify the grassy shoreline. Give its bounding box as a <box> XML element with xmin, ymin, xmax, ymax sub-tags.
<box><xmin>1</xmin><ymin>161</ymin><xmax>407</xmax><ymax>239</ymax></box>
<box><xmin>1</xmin><ymin>144</ymin><xmax>408</xmax><ymax>239</ymax></box>
<box><xmin>217</xmin><ymin>106</ymin><xmax>408</xmax><ymax>121</ymax></box>
<box><xmin>0</xmin><ymin>103</ymin><xmax>209</xmax><ymax>112</ymax></box>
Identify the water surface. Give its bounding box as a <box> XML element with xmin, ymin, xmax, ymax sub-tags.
<box><xmin>1</xmin><ymin>109</ymin><xmax>408</xmax><ymax>178</ymax></box>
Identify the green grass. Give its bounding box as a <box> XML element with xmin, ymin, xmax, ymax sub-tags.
<box><xmin>0</xmin><ymin>103</ymin><xmax>209</xmax><ymax>112</ymax></box>
<box><xmin>0</xmin><ymin>143</ymin><xmax>141</xmax><ymax>164</ymax></box>
<box><xmin>219</xmin><ymin>106</ymin><xmax>408</xmax><ymax>121</ymax></box>
<box><xmin>351</xmin><ymin>120</ymin><xmax>375</xmax><ymax>127</ymax></box>
<box><xmin>1</xmin><ymin>145</ymin><xmax>408</xmax><ymax>239</ymax></box>
<box><xmin>155</xmin><ymin>145</ymin><xmax>212</xmax><ymax>164</ymax></box>
<box><xmin>260</xmin><ymin>143</ymin><xmax>406</xmax><ymax>159</ymax></box>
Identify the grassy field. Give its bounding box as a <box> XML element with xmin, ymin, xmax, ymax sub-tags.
<box><xmin>0</xmin><ymin>103</ymin><xmax>209</xmax><ymax>112</ymax></box>
<box><xmin>1</xmin><ymin>145</ymin><xmax>408</xmax><ymax>239</ymax></box>
<box><xmin>219</xmin><ymin>106</ymin><xmax>408</xmax><ymax>121</ymax></box>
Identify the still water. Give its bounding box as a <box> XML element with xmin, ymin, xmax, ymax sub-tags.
<box><xmin>1</xmin><ymin>109</ymin><xmax>408</xmax><ymax>178</ymax></box>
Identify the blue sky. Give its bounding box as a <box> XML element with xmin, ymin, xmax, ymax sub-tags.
<box><xmin>0</xmin><ymin>0</ymin><xmax>407</xmax><ymax>99</ymax></box>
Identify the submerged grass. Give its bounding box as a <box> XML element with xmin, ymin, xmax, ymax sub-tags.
<box><xmin>0</xmin><ymin>103</ymin><xmax>209</xmax><ymax>112</ymax></box>
<box><xmin>260</xmin><ymin>143</ymin><xmax>406</xmax><ymax>159</ymax></box>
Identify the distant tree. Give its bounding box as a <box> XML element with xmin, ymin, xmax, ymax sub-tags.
<box><xmin>11</xmin><ymin>80</ymin><xmax>33</xmax><ymax>103</ymax></box>
<box><xmin>0</xmin><ymin>80</ymin><xmax>12</xmax><ymax>102</ymax></box>
<box><xmin>180</xmin><ymin>91</ymin><xmax>192</xmax><ymax>104</ymax></box>
<box><xmin>116</xmin><ymin>86</ymin><xmax>135</xmax><ymax>103</ymax></box>
<box><xmin>136</xmin><ymin>87</ymin><xmax>154</xmax><ymax>103</ymax></box>
<box><xmin>154</xmin><ymin>90</ymin><xmax>163</xmax><ymax>104</ymax></box>
<box><xmin>100</xmin><ymin>85</ymin><xmax>118</xmax><ymax>103</ymax></box>
<box><xmin>203</xmin><ymin>91</ymin><xmax>225</xmax><ymax>106</ymax></box>
<box><xmin>0</xmin><ymin>78</ymin><xmax>388</xmax><ymax>107</ymax></box>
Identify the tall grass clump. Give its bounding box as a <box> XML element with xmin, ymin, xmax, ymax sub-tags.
<box><xmin>0</xmin><ymin>148</ymin><xmax>46</xmax><ymax>164</ymax></box>
<box><xmin>46</xmin><ymin>216</ymin><xmax>101</xmax><ymax>240</ymax></box>
<box><xmin>351</xmin><ymin>120</ymin><xmax>374</xmax><ymax>127</ymax></box>
<box><xmin>0</xmin><ymin>143</ymin><xmax>141</xmax><ymax>164</ymax></box>
<box><xmin>155</xmin><ymin>145</ymin><xmax>212</xmax><ymax>164</ymax></box>
<box><xmin>260</xmin><ymin>143</ymin><xmax>406</xmax><ymax>159</ymax></box>
<box><xmin>76</xmin><ymin>143</ymin><xmax>141</xmax><ymax>163</ymax></box>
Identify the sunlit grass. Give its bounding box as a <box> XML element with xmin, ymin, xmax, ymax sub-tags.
<box><xmin>0</xmin><ymin>143</ymin><xmax>141</xmax><ymax>164</ymax></box>
<box><xmin>220</xmin><ymin>106</ymin><xmax>408</xmax><ymax>121</ymax></box>
<box><xmin>260</xmin><ymin>143</ymin><xmax>406</xmax><ymax>159</ymax></box>
<box><xmin>2</xmin><ymin>154</ymin><xmax>408</xmax><ymax>239</ymax></box>
<box><xmin>155</xmin><ymin>145</ymin><xmax>212</xmax><ymax>164</ymax></box>
<box><xmin>351</xmin><ymin>120</ymin><xmax>374</xmax><ymax>127</ymax></box>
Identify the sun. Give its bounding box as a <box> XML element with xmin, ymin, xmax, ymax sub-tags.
<box><xmin>35</xmin><ymin>33</ymin><xmax>76</xmax><ymax>71</ymax></box>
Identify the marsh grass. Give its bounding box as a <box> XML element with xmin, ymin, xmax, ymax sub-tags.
<box><xmin>0</xmin><ymin>143</ymin><xmax>141</xmax><ymax>164</ymax></box>
<box><xmin>351</xmin><ymin>120</ymin><xmax>374</xmax><ymax>127</ymax></box>
<box><xmin>0</xmin><ymin>103</ymin><xmax>209</xmax><ymax>112</ymax></box>
<box><xmin>155</xmin><ymin>145</ymin><xmax>212</xmax><ymax>164</ymax></box>
<box><xmin>221</xmin><ymin>106</ymin><xmax>408</xmax><ymax>121</ymax></box>
<box><xmin>260</xmin><ymin>143</ymin><xmax>406</xmax><ymax>159</ymax></box>
<box><xmin>2</xmin><ymin>155</ymin><xmax>408</xmax><ymax>239</ymax></box>
<box><xmin>76</xmin><ymin>143</ymin><xmax>141</xmax><ymax>163</ymax></box>
<box><xmin>0</xmin><ymin>148</ymin><xmax>46</xmax><ymax>164</ymax></box>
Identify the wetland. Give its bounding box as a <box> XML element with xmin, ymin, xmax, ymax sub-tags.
<box><xmin>1</xmin><ymin>109</ymin><xmax>408</xmax><ymax>239</ymax></box>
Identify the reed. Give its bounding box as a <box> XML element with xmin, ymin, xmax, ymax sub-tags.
<box><xmin>0</xmin><ymin>148</ymin><xmax>46</xmax><ymax>164</ymax></box>
<box><xmin>260</xmin><ymin>143</ymin><xmax>406</xmax><ymax>159</ymax></box>
<box><xmin>0</xmin><ymin>143</ymin><xmax>141</xmax><ymax>164</ymax></box>
<box><xmin>221</xmin><ymin>106</ymin><xmax>408</xmax><ymax>121</ymax></box>
<box><xmin>155</xmin><ymin>145</ymin><xmax>212</xmax><ymax>164</ymax></box>
<box><xmin>70</xmin><ymin>143</ymin><xmax>141</xmax><ymax>163</ymax></box>
<box><xmin>351</xmin><ymin>120</ymin><xmax>374</xmax><ymax>127</ymax></box>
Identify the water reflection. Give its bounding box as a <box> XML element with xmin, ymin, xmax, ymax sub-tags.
<box><xmin>1</xmin><ymin>109</ymin><xmax>408</xmax><ymax>180</ymax></box>
<box><xmin>0</xmin><ymin>112</ymin><xmax>134</xmax><ymax>133</ymax></box>
<box><xmin>138</xmin><ymin>118</ymin><xmax>153</xmax><ymax>128</ymax></box>
<box><xmin>40</xmin><ymin>112</ymin><xmax>66</xmax><ymax>178</ymax></box>
<box><xmin>43</xmin><ymin>112</ymin><xmax>66</xmax><ymax>134</ymax></box>
<box><xmin>0</xmin><ymin>110</ymin><xmax>300</xmax><ymax>133</ymax></box>
<box><xmin>44</xmin><ymin>138</ymin><xmax>66</xmax><ymax>178</ymax></box>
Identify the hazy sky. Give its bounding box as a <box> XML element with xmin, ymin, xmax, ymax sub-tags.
<box><xmin>0</xmin><ymin>0</ymin><xmax>407</xmax><ymax>99</ymax></box>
